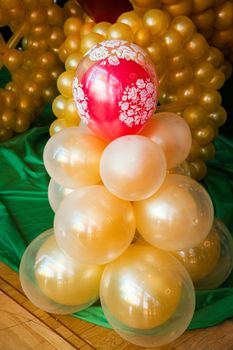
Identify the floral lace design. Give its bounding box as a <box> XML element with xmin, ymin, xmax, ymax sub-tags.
<box><xmin>87</xmin><ymin>40</ymin><xmax>156</xmax><ymax>80</ymax></box>
<box><xmin>118</xmin><ymin>78</ymin><xmax>156</xmax><ymax>127</ymax></box>
<box><xmin>73</xmin><ymin>77</ymin><xmax>90</xmax><ymax>124</ymax></box>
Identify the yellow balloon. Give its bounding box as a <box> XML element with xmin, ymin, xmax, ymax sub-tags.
<box><xmin>57</xmin><ymin>70</ymin><xmax>75</xmax><ymax>98</ymax></box>
<box><xmin>20</xmin><ymin>229</ymin><xmax>103</xmax><ymax>313</ymax></box>
<box><xmin>44</xmin><ymin>127</ymin><xmax>107</xmax><ymax>188</ymax></box>
<box><xmin>141</xmin><ymin>112</ymin><xmax>192</xmax><ymax>169</ymax></box>
<box><xmin>100</xmin><ymin>135</ymin><xmax>166</xmax><ymax>201</ymax></box>
<box><xmin>173</xmin><ymin>225</ymin><xmax>221</xmax><ymax>283</ymax></box>
<box><xmin>54</xmin><ymin>185</ymin><xmax>136</xmax><ymax>264</ymax></box>
<box><xmin>134</xmin><ymin>174</ymin><xmax>214</xmax><ymax>251</ymax></box>
<box><xmin>100</xmin><ymin>244</ymin><xmax>195</xmax><ymax>347</ymax></box>
<box><xmin>143</xmin><ymin>9</ymin><xmax>170</xmax><ymax>37</ymax></box>
<box><xmin>35</xmin><ymin>235</ymin><xmax>103</xmax><ymax>305</ymax></box>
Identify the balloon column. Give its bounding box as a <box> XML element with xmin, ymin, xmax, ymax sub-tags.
<box><xmin>0</xmin><ymin>0</ymin><xmax>83</xmax><ymax>141</ymax></box>
<box><xmin>130</xmin><ymin>0</ymin><xmax>233</xmax><ymax>62</ymax></box>
<box><xmin>52</xmin><ymin>6</ymin><xmax>232</xmax><ymax>180</ymax></box>
<box><xmin>20</xmin><ymin>40</ymin><xmax>233</xmax><ymax>348</ymax></box>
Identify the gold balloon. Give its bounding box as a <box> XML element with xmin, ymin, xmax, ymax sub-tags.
<box><xmin>207</xmin><ymin>106</ymin><xmax>227</xmax><ymax>127</ymax></box>
<box><xmin>80</xmin><ymin>32</ymin><xmax>104</xmax><ymax>54</ymax></box>
<box><xmin>183</xmin><ymin>105</ymin><xmax>207</xmax><ymax>129</ymax></box>
<box><xmin>19</xmin><ymin>229</ymin><xmax>103</xmax><ymax>314</ymax></box>
<box><xmin>54</xmin><ymin>185</ymin><xmax>136</xmax><ymax>264</ymax></box>
<box><xmin>177</xmin><ymin>81</ymin><xmax>202</xmax><ymax>103</ymax></box>
<box><xmin>200</xmin><ymin>143</ymin><xmax>216</xmax><ymax>161</ymax></box>
<box><xmin>189</xmin><ymin>159</ymin><xmax>207</xmax><ymax>180</ymax></box>
<box><xmin>171</xmin><ymin>16</ymin><xmax>195</xmax><ymax>42</ymax></box>
<box><xmin>52</xmin><ymin>94</ymin><xmax>67</xmax><ymax>118</ymax></box>
<box><xmin>162</xmin><ymin>29</ymin><xmax>182</xmax><ymax>56</ymax></box>
<box><xmin>49</xmin><ymin>118</ymin><xmax>78</xmax><ymax>137</ymax></box>
<box><xmin>192</xmin><ymin>123</ymin><xmax>216</xmax><ymax>146</ymax></box>
<box><xmin>64</xmin><ymin>16</ymin><xmax>84</xmax><ymax>37</ymax></box>
<box><xmin>100</xmin><ymin>244</ymin><xmax>195</xmax><ymax>347</ymax></box>
<box><xmin>188</xmin><ymin>139</ymin><xmax>201</xmax><ymax>161</ymax></box>
<box><xmin>193</xmin><ymin>60</ymin><xmax>214</xmax><ymax>83</ymax></box>
<box><xmin>64</xmin><ymin>34</ymin><xmax>80</xmax><ymax>54</ymax></box>
<box><xmin>143</xmin><ymin>9</ymin><xmax>170</xmax><ymax>37</ymax></box>
<box><xmin>184</xmin><ymin>33</ymin><xmax>209</xmax><ymax>60</ymax></box>
<box><xmin>101</xmin><ymin>245</ymin><xmax>181</xmax><ymax>329</ymax></box>
<box><xmin>117</xmin><ymin>11</ymin><xmax>143</xmax><ymax>34</ymax></box>
<box><xmin>173</xmin><ymin>226</ymin><xmax>221</xmax><ymax>283</ymax></box>
<box><xmin>134</xmin><ymin>27</ymin><xmax>151</xmax><ymax>46</ymax></box>
<box><xmin>107</xmin><ymin>23</ymin><xmax>134</xmax><ymax>41</ymax></box>
<box><xmin>164</xmin><ymin>0</ymin><xmax>192</xmax><ymax>17</ymax></box>
<box><xmin>35</xmin><ymin>235</ymin><xmax>103</xmax><ymax>305</ymax></box>
<box><xmin>92</xmin><ymin>22</ymin><xmax>111</xmax><ymax>37</ymax></box>
<box><xmin>134</xmin><ymin>174</ymin><xmax>214</xmax><ymax>251</ymax></box>
<box><xmin>57</xmin><ymin>70</ymin><xmax>75</xmax><ymax>98</ymax></box>
<box><xmin>44</xmin><ymin>127</ymin><xmax>107</xmax><ymax>188</ymax></box>
<box><xmin>65</xmin><ymin>52</ymin><xmax>83</xmax><ymax>71</ymax></box>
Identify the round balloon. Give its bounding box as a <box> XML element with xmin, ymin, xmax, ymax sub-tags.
<box><xmin>19</xmin><ymin>229</ymin><xmax>103</xmax><ymax>314</ymax></box>
<box><xmin>195</xmin><ymin>218</ymin><xmax>233</xmax><ymax>289</ymax></box>
<box><xmin>73</xmin><ymin>40</ymin><xmax>158</xmax><ymax>140</ymax></box>
<box><xmin>141</xmin><ymin>112</ymin><xmax>192</xmax><ymax>169</ymax></box>
<box><xmin>48</xmin><ymin>179</ymin><xmax>74</xmax><ymax>212</ymax></box>
<box><xmin>100</xmin><ymin>135</ymin><xmax>166</xmax><ymax>201</ymax></box>
<box><xmin>54</xmin><ymin>185</ymin><xmax>136</xmax><ymax>264</ymax></box>
<box><xmin>100</xmin><ymin>244</ymin><xmax>195</xmax><ymax>347</ymax></box>
<box><xmin>173</xmin><ymin>223</ymin><xmax>221</xmax><ymax>283</ymax></box>
<box><xmin>43</xmin><ymin>127</ymin><xmax>107</xmax><ymax>189</ymax></box>
<box><xmin>134</xmin><ymin>174</ymin><xmax>214</xmax><ymax>251</ymax></box>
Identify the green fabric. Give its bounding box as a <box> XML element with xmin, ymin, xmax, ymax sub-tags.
<box><xmin>0</xmin><ymin>68</ymin><xmax>233</xmax><ymax>330</ymax></box>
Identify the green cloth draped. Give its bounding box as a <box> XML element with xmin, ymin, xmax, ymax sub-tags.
<box><xmin>0</xmin><ymin>68</ymin><xmax>233</xmax><ymax>329</ymax></box>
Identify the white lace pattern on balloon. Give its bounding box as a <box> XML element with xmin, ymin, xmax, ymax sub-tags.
<box><xmin>118</xmin><ymin>78</ymin><xmax>156</xmax><ymax>127</ymax></box>
<box><xmin>87</xmin><ymin>40</ymin><xmax>156</xmax><ymax>79</ymax></box>
<box><xmin>73</xmin><ymin>77</ymin><xmax>90</xmax><ymax>124</ymax></box>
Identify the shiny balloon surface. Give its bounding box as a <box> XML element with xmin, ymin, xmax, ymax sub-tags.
<box><xmin>73</xmin><ymin>40</ymin><xmax>158</xmax><ymax>141</ymax></box>
<box><xmin>20</xmin><ymin>229</ymin><xmax>103</xmax><ymax>314</ymax></box>
<box><xmin>141</xmin><ymin>112</ymin><xmax>192</xmax><ymax>169</ymax></box>
<box><xmin>134</xmin><ymin>174</ymin><xmax>214</xmax><ymax>251</ymax></box>
<box><xmin>54</xmin><ymin>185</ymin><xmax>136</xmax><ymax>264</ymax></box>
<box><xmin>195</xmin><ymin>218</ymin><xmax>233</xmax><ymax>289</ymax></box>
<box><xmin>100</xmin><ymin>244</ymin><xmax>195</xmax><ymax>347</ymax></box>
<box><xmin>100</xmin><ymin>135</ymin><xmax>166</xmax><ymax>201</ymax></box>
<box><xmin>48</xmin><ymin>178</ymin><xmax>74</xmax><ymax>212</ymax></box>
<box><xmin>43</xmin><ymin>127</ymin><xmax>107</xmax><ymax>188</ymax></box>
<box><xmin>173</xmin><ymin>222</ymin><xmax>221</xmax><ymax>282</ymax></box>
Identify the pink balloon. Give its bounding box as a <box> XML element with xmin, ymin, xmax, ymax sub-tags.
<box><xmin>73</xmin><ymin>40</ymin><xmax>158</xmax><ymax>141</ymax></box>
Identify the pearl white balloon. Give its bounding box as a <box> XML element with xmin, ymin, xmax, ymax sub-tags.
<box><xmin>100</xmin><ymin>135</ymin><xmax>166</xmax><ymax>201</ymax></box>
<box><xmin>48</xmin><ymin>179</ymin><xmax>74</xmax><ymax>212</ymax></box>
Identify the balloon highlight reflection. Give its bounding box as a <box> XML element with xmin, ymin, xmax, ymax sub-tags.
<box><xmin>20</xmin><ymin>229</ymin><xmax>103</xmax><ymax>314</ymax></box>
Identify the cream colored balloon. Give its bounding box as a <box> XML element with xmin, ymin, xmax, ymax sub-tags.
<box><xmin>100</xmin><ymin>135</ymin><xmax>166</xmax><ymax>201</ymax></box>
<box><xmin>48</xmin><ymin>178</ymin><xmax>74</xmax><ymax>212</ymax></box>
<box><xmin>54</xmin><ymin>185</ymin><xmax>136</xmax><ymax>264</ymax></box>
<box><xmin>141</xmin><ymin>112</ymin><xmax>192</xmax><ymax>169</ymax></box>
<box><xmin>134</xmin><ymin>174</ymin><xmax>214</xmax><ymax>251</ymax></box>
<box><xmin>43</xmin><ymin>127</ymin><xmax>107</xmax><ymax>188</ymax></box>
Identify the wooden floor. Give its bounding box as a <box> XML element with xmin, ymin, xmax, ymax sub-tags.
<box><xmin>0</xmin><ymin>262</ymin><xmax>233</xmax><ymax>350</ymax></box>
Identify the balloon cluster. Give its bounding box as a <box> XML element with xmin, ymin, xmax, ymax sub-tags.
<box><xmin>130</xmin><ymin>0</ymin><xmax>233</xmax><ymax>62</ymax></box>
<box><xmin>20</xmin><ymin>41</ymin><xmax>233</xmax><ymax>348</ymax></box>
<box><xmin>0</xmin><ymin>0</ymin><xmax>83</xmax><ymax>141</ymax></box>
<box><xmin>53</xmin><ymin>7</ymin><xmax>232</xmax><ymax>180</ymax></box>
